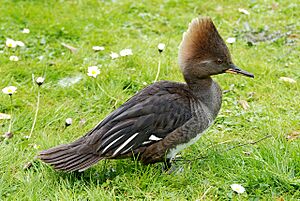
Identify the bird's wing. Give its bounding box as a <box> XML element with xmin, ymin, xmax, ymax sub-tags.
<box><xmin>84</xmin><ymin>81</ymin><xmax>193</xmax><ymax>157</ymax></box>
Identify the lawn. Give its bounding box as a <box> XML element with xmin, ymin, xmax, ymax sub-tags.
<box><xmin>0</xmin><ymin>0</ymin><xmax>299</xmax><ymax>200</ymax></box>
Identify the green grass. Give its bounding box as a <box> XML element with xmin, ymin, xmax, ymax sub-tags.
<box><xmin>0</xmin><ymin>0</ymin><xmax>299</xmax><ymax>200</ymax></box>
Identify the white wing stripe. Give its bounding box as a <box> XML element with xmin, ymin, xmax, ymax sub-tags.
<box><xmin>149</xmin><ymin>134</ymin><xmax>162</xmax><ymax>141</ymax></box>
<box><xmin>113</xmin><ymin>133</ymin><xmax>139</xmax><ymax>156</ymax></box>
<box><xmin>100</xmin><ymin>130</ymin><xmax>123</xmax><ymax>148</ymax></box>
<box><xmin>121</xmin><ymin>144</ymin><xmax>134</xmax><ymax>154</ymax></box>
<box><xmin>102</xmin><ymin>135</ymin><xmax>124</xmax><ymax>154</ymax></box>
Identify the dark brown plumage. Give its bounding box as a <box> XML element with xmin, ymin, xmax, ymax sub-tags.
<box><xmin>39</xmin><ymin>17</ymin><xmax>253</xmax><ymax>172</ymax></box>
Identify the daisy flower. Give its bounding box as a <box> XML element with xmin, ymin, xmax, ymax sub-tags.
<box><xmin>87</xmin><ymin>66</ymin><xmax>100</xmax><ymax>78</ymax></box>
<box><xmin>110</xmin><ymin>52</ymin><xmax>119</xmax><ymax>59</ymax></box>
<box><xmin>9</xmin><ymin>55</ymin><xmax>19</xmax><ymax>61</ymax></box>
<box><xmin>2</xmin><ymin>86</ymin><xmax>17</xmax><ymax>135</ymax></box>
<box><xmin>158</xmin><ymin>43</ymin><xmax>165</xmax><ymax>53</ymax></box>
<box><xmin>279</xmin><ymin>77</ymin><xmax>296</xmax><ymax>83</ymax></box>
<box><xmin>226</xmin><ymin>37</ymin><xmax>236</xmax><ymax>44</ymax></box>
<box><xmin>6</xmin><ymin>38</ymin><xmax>17</xmax><ymax>48</ymax></box>
<box><xmin>2</xmin><ymin>86</ymin><xmax>17</xmax><ymax>95</ymax></box>
<box><xmin>92</xmin><ymin>46</ymin><xmax>105</xmax><ymax>51</ymax></box>
<box><xmin>120</xmin><ymin>48</ymin><xmax>133</xmax><ymax>57</ymax></box>
<box><xmin>36</xmin><ymin>77</ymin><xmax>45</xmax><ymax>86</ymax></box>
<box><xmin>65</xmin><ymin>118</ymin><xmax>73</xmax><ymax>127</ymax></box>
<box><xmin>16</xmin><ymin>41</ymin><xmax>25</xmax><ymax>47</ymax></box>
<box><xmin>38</xmin><ymin>55</ymin><xmax>44</xmax><ymax>61</ymax></box>
<box><xmin>22</xmin><ymin>28</ymin><xmax>30</xmax><ymax>34</ymax></box>
<box><xmin>238</xmin><ymin>8</ymin><xmax>250</xmax><ymax>15</ymax></box>
<box><xmin>230</xmin><ymin>184</ymin><xmax>245</xmax><ymax>194</ymax></box>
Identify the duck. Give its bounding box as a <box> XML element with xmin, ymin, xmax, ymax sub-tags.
<box><xmin>39</xmin><ymin>16</ymin><xmax>254</xmax><ymax>172</ymax></box>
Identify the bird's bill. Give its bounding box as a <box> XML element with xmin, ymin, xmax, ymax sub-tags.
<box><xmin>226</xmin><ymin>64</ymin><xmax>254</xmax><ymax>78</ymax></box>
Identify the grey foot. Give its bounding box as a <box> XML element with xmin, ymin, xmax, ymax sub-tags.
<box><xmin>162</xmin><ymin>158</ymin><xmax>184</xmax><ymax>174</ymax></box>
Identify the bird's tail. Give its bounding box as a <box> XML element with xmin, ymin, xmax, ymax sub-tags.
<box><xmin>38</xmin><ymin>139</ymin><xmax>102</xmax><ymax>172</ymax></box>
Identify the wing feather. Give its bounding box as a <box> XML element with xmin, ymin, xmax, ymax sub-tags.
<box><xmin>83</xmin><ymin>81</ymin><xmax>193</xmax><ymax>157</ymax></box>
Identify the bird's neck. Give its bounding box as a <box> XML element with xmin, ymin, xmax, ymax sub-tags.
<box><xmin>185</xmin><ymin>75</ymin><xmax>212</xmax><ymax>90</ymax></box>
<box><xmin>185</xmin><ymin>76</ymin><xmax>222</xmax><ymax>118</ymax></box>
<box><xmin>185</xmin><ymin>75</ymin><xmax>214</xmax><ymax>95</ymax></box>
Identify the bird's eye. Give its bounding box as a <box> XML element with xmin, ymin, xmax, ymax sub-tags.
<box><xmin>217</xmin><ymin>59</ymin><xmax>223</xmax><ymax>64</ymax></box>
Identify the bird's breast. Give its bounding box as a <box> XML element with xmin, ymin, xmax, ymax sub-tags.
<box><xmin>166</xmin><ymin>100</ymin><xmax>215</xmax><ymax>160</ymax></box>
<box><xmin>166</xmin><ymin>129</ymin><xmax>206</xmax><ymax>160</ymax></box>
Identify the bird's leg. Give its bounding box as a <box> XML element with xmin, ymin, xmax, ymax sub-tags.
<box><xmin>163</xmin><ymin>156</ymin><xmax>185</xmax><ymax>174</ymax></box>
<box><xmin>163</xmin><ymin>154</ymin><xmax>182</xmax><ymax>170</ymax></box>
<box><xmin>163</xmin><ymin>158</ymin><xmax>172</xmax><ymax>170</ymax></box>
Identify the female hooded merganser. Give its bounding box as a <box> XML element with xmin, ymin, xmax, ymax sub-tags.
<box><xmin>39</xmin><ymin>17</ymin><xmax>253</xmax><ymax>172</ymax></box>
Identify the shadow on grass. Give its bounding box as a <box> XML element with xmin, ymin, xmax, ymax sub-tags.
<box><xmin>30</xmin><ymin>158</ymin><xmax>162</xmax><ymax>187</ymax></box>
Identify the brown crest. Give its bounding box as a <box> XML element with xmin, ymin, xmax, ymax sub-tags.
<box><xmin>178</xmin><ymin>17</ymin><xmax>230</xmax><ymax>69</ymax></box>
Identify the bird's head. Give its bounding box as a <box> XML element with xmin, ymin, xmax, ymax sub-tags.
<box><xmin>178</xmin><ymin>17</ymin><xmax>253</xmax><ymax>81</ymax></box>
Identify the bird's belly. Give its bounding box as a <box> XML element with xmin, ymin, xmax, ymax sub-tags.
<box><xmin>166</xmin><ymin>131</ymin><xmax>205</xmax><ymax>160</ymax></box>
<box><xmin>166</xmin><ymin>115</ymin><xmax>214</xmax><ymax>160</ymax></box>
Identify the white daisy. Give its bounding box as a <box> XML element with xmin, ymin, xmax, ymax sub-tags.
<box><xmin>92</xmin><ymin>46</ymin><xmax>105</xmax><ymax>51</ymax></box>
<box><xmin>238</xmin><ymin>8</ymin><xmax>250</xmax><ymax>15</ymax></box>
<box><xmin>65</xmin><ymin>118</ymin><xmax>73</xmax><ymax>126</ymax></box>
<box><xmin>36</xmin><ymin>77</ymin><xmax>45</xmax><ymax>85</ymax></box>
<box><xmin>9</xmin><ymin>55</ymin><xmax>19</xmax><ymax>61</ymax></box>
<box><xmin>6</xmin><ymin>38</ymin><xmax>17</xmax><ymax>48</ymax></box>
<box><xmin>22</xmin><ymin>28</ymin><xmax>30</xmax><ymax>34</ymax></box>
<box><xmin>120</xmin><ymin>48</ymin><xmax>133</xmax><ymax>57</ymax></box>
<box><xmin>279</xmin><ymin>77</ymin><xmax>296</xmax><ymax>83</ymax></box>
<box><xmin>0</xmin><ymin>113</ymin><xmax>11</xmax><ymax>120</ymax></box>
<box><xmin>2</xmin><ymin>86</ymin><xmax>17</xmax><ymax>95</ymax></box>
<box><xmin>226</xmin><ymin>37</ymin><xmax>236</xmax><ymax>44</ymax></box>
<box><xmin>38</xmin><ymin>55</ymin><xmax>44</xmax><ymax>61</ymax></box>
<box><xmin>230</xmin><ymin>184</ymin><xmax>245</xmax><ymax>194</ymax></box>
<box><xmin>87</xmin><ymin>66</ymin><xmax>100</xmax><ymax>78</ymax></box>
<box><xmin>110</xmin><ymin>52</ymin><xmax>119</xmax><ymax>59</ymax></box>
<box><xmin>33</xmin><ymin>144</ymin><xmax>40</xmax><ymax>149</ymax></box>
<box><xmin>158</xmin><ymin>43</ymin><xmax>166</xmax><ymax>52</ymax></box>
<box><xmin>16</xmin><ymin>41</ymin><xmax>25</xmax><ymax>47</ymax></box>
